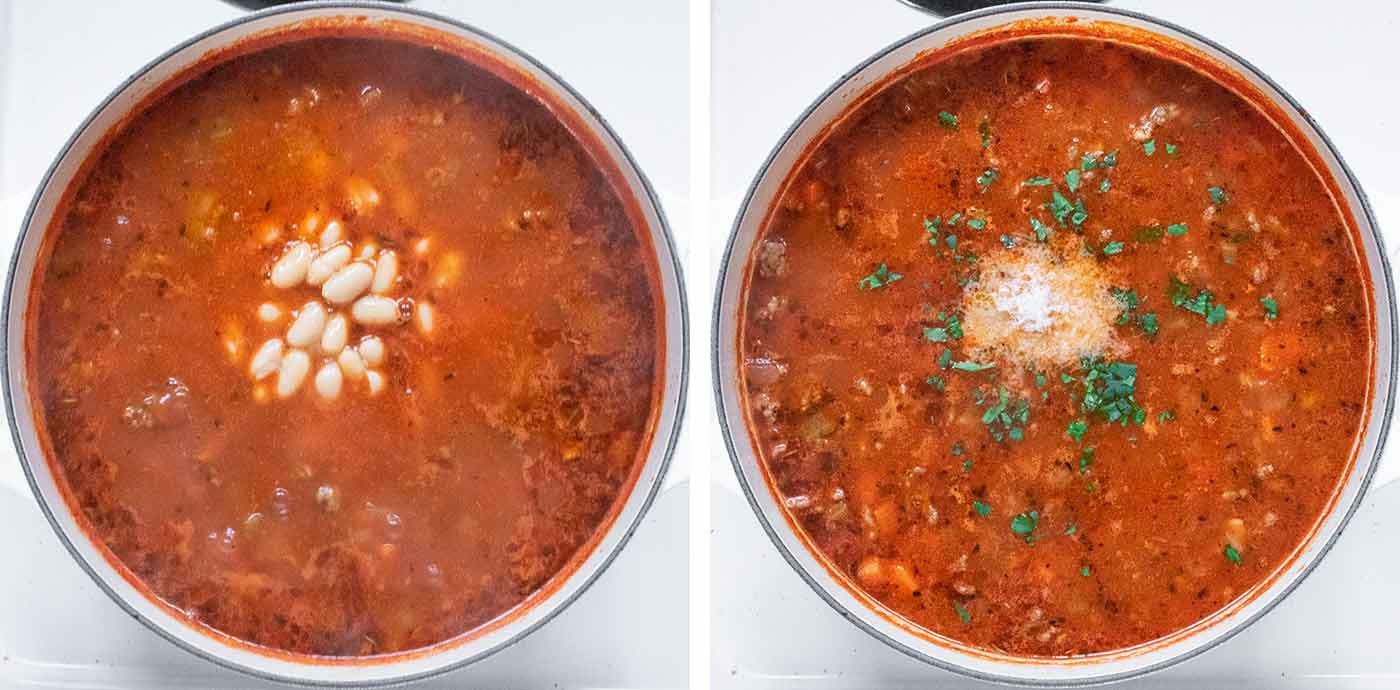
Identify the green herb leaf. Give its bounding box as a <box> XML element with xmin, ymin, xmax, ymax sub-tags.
<box><xmin>967</xmin><ymin>218</ymin><xmax>987</xmax><ymax>230</ymax></box>
<box><xmin>1099</xmin><ymin>178</ymin><xmax>1111</xmax><ymax>193</ymax></box>
<box><xmin>952</xmin><ymin>360</ymin><xmax>996</xmax><ymax>372</ymax></box>
<box><xmin>977</xmin><ymin>168</ymin><xmax>1000</xmax><ymax>191</ymax></box>
<box><xmin>1075</xmin><ymin>358</ymin><xmax>1144</xmax><ymax>426</ymax></box>
<box><xmin>1158</xmin><ymin>409</ymin><xmax>1175</xmax><ymax>424</ymax></box>
<box><xmin>1165</xmin><ymin>142</ymin><xmax>1179</xmax><ymax>155</ymax></box>
<box><xmin>1100</xmin><ymin>150</ymin><xmax>1119</xmax><ymax>168</ymax></box>
<box><xmin>1224</xmin><ymin>544</ymin><xmax>1242</xmax><ymax>564</ymax></box>
<box><xmin>1080</xmin><ymin>153</ymin><xmax>1099</xmax><ymax>171</ymax></box>
<box><xmin>1206</xmin><ymin>302</ymin><xmax>1227</xmax><ymax>326</ymax></box>
<box><xmin>1071</xmin><ymin>198</ymin><xmax>1088</xmax><ymax>228</ymax></box>
<box><xmin>1024</xmin><ymin>175</ymin><xmax>1054</xmax><ymax>187</ymax></box>
<box><xmin>858</xmin><ymin>263</ymin><xmax>903</xmax><ymax>290</ymax></box>
<box><xmin>939</xmin><ymin>111</ymin><xmax>959</xmax><ymax>129</ymax></box>
<box><xmin>1064</xmin><ymin>523</ymin><xmax>1078</xmax><ymax>536</ymax></box>
<box><xmin>924</xmin><ymin>327</ymin><xmax>950</xmax><ymax>343</ymax></box>
<box><xmin>927</xmin><ymin>375</ymin><xmax>946</xmax><ymax>391</ymax></box>
<box><xmin>1102</xmin><ymin>241</ymin><xmax>1124</xmax><ymax>256</ymax></box>
<box><xmin>1208</xmin><ymin>185</ymin><xmax>1230</xmax><ymax>207</ymax></box>
<box><xmin>979</xmin><ymin>119</ymin><xmax>992</xmax><ymax>149</ymax></box>
<box><xmin>954</xmin><ymin>600</ymin><xmax>972</xmax><ymax>624</ymax></box>
<box><xmin>1050</xmin><ymin>191</ymin><xmax>1074</xmax><ymax>225</ymax></box>
<box><xmin>1081</xmin><ymin>565</ymin><xmax>1092</xmax><ymax>577</ymax></box>
<box><xmin>1079</xmin><ymin>447</ymin><xmax>1095</xmax><ymax>474</ymax></box>
<box><xmin>1166</xmin><ymin>223</ymin><xmax>1188</xmax><ymax>237</ymax></box>
<box><xmin>1139</xmin><ymin>312</ymin><xmax>1159</xmax><ymax>336</ymax></box>
<box><xmin>938</xmin><ymin>348</ymin><xmax>954</xmax><ymax>369</ymax></box>
<box><xmin>1143</xmin><ymin>139</ymin><xmax>1157</xmax><ymax>156</ymax></box>
<box><xmin>1260</xmin><ymin>295</ymin><xmax>1279</xmax><ymax>320</ymax></box>
<box><xmin>1066</xmin><ymin>169</ymin><xmax>1082</xmax><ymax>192</ymax></box>
<box><xmin>1169</xmin><ymin>276</ymin><xmax>1228</xmax><ymax>326</ymax></box>
<box><xmin>1010</xmin><ymin>511</ymin><xmax>1039</xmax><ymax>538</ymax></box>
<box><xmin>999</xmin><ymin>234</ymin><xmax>1015</xmax><ymax>249</ymax></box>
<box><xmin>1067</xmin><ymin>419</ymin><xmax>1088</xmax><ymax>442</ymax></box>
<box><xmin>973</xmin><ymin>501</ymin><xmax>992</xmax><ymax>517</ymax></box>
<box><xmin>1031</xmin><ymin>217</ymin><xmax>1052</xmax><ymax>242</ymax></box>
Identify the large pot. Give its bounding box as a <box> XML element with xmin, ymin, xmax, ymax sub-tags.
<box><xmin>2</xmin><ymin>2</ymin><xmax>687</xmax><ymax>686</ymax></box>
<box><xmin>713</xmin><ymin>3</ymin><xmax>1393</xmax><ymax>686</ymax></box>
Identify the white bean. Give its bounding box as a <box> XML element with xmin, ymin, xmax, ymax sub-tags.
<box><xmin>358</xmin><ymin>335</ymin><xmax>385</xmax><ymax>367</ymax></box>
<box><xmin>270</xmin><ymin>241</ymin><xmax>313</xmax><ymax>288</ymax></box>
<box><xmin>321</xmin><ymin>314</ymin><xmax>349</xmax><ymax>354</ymax></box>
<box><xmin>416</xmin><ymin>301</ymin><xmax>435</xmax><ymax>335</ymax></box>
<box><xmin>322</xmin><ymin>262</ymin><xmax>374</xmax><ymax>305</ymax></box>
<box><xmin>358</xmin><ymin>242</ymin><xmax>379</xmax><ymax>261</ymax></box>
<box><xmin>365</xmin><ymin>370</ymin><xmax>386</xmax><ymax>396</ymax></box>
<box><xmin>306</xmin><ymin>244</ymin><xmax>351</xmax><ymax>287</ymax></box>
<box><xmin>350</xmin><ymin>296</ymin><xmax>399</xmax><ymax>326</ymax></box>
<box><xmin>337</xmin><ymin>347</ymin><xmax>367</xmax><ymax>381</ymax></box>
<box><xmin>276</xmin><ymin>349</ymin><xmax>311</xmax><ymax>398</ymax></box>
<box><xmin>318</xmin><ymin>218</ymin><xmax>344</xmax><ymax>247</ymax></box>
<box><xmin>286</xmin><ymin>301</ymin><xmax>328</xmax><ymax>348</ymax></box>
<box><xmin>314</xmin><ymin>360</ymin><xmax>344</xmax><ymax>400</ymax></box>
<box><xmin>249</xmin><ymin>338</ymin><xmax>284</xmax><ymax>381</ymax></box>
<box><xmin>371</xmin><ymin>250</ymin><xmax>398</xmax><ymax>294</ymax></box>
<box><xmin>257</xmin><ymin>303</ymin><xmax>283</xmax><ymax>323</ymax></box>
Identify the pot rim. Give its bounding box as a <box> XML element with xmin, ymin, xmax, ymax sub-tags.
<box><xmin>1</xmin><ymin>1</ymin><xmax>688</xmax><ymax>686</ymax></box>
<box><xmin>711</xmin><ymin>2</ymin><xmax>1394</xmax><ymax>686</ymax></box>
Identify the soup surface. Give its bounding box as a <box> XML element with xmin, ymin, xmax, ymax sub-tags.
<box><xmin>740</xmin><ymin>33</ymin><xmax>1370</xmax><ymax>656</ymax></box>
<box><xmin>32</xmin><ymin>35</ymin><xmax>661</xmax><ymax>655</ymax></box>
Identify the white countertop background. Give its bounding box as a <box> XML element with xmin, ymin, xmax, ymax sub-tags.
<box><xmin>0</xmin><ymin>1</ymin><xmax>691</xmax><ymax>688</ymax></box>
<box><xmin>709</xmin><ymin>1</ymin><xmax>1400</xmax><ymax>688</ymax></box>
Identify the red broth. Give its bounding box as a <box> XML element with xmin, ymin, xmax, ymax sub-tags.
<box><xmin>29</xmin><ymin>34</ymin><xmax>662</xmax><ymax>656</ymax></box>
<box><xmin>739</xmin><ymin>32</ymin><xmax>1370</xmax><ymax>656</ymax></box>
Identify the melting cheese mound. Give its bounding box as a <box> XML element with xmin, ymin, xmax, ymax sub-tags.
<box><xmin>961</xmin><ymin>243</ymin><xmax>1122</xmax><ymax>368</ymax></box>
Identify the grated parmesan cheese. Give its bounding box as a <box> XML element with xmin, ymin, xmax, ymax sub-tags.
<box><xmin>961</xmin><ymin>244</ymin><xmax>1121</xmax><ymax>368</ymax></box>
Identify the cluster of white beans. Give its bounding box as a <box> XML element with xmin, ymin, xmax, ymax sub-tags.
<box><xmin>245</xmin><ymin>212</ymin><xmax>435</xmax><ymax>402</ymax></box>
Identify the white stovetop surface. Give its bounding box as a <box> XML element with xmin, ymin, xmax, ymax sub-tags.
<box><xmin>0</xmin><ymin>1</ymin><xmax>690</xmax><ymax>688</ymax></box>
<box><xmin>709</xmin><ymin>1</ymin><xmax>1400</xmax><ymax>688</ymax></box>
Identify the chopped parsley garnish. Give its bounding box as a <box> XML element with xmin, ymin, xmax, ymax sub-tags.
<box><xmin>963</xmin><ymin>458</ymin><xmax>974</xmax><ymax>472</ymax></box>
<box><xmin>1143</xmin><ymin>139</ymin><xmax>1157</xmax><ymax>156</ymax></box>
<box><xmin>937</xmin><ymin>348</ymin><xmax>954</xmax><ymax>369</ymax></box>
<box><xmin>1066</xmin><ymin>419</ymin><xmax>1088</xmax><ymax>442</ymax></box>
<box><xmin>1070</xmin><ymin>198</ymin><xmax>1088</xmax><ymax>228</ymax></box>
<box><xmin>1066</xmin><ymin>169</ymin><xmax>1082</xmax><ymax>192</ymax></box>
<box><xmin>1081</xmin><ymin>566</ymin><xmax>1092</xmax><ymax>577</ymax></box>
<box><xmin>1000</xmin><ymin>234</ymin><xmax>1015</xmax><ymax>249</ymax></box>
<box><xmin>924</xmin><ymin>327</ymin><xmax>950</xmax><ymax>342</ymax></box>
<box><xmin>925</xmin><ymin>314</ymin><xmax>962</xmax><ymax>342</ymax></box>
<box><xmin>1208</xmin><ymin>185</ymin><xmax>1230</xmax><ymax>207</ymax></box>
<box><xmin>1112</xmin><ymin>287</ymin><xmax>1158</xmax><ymax>337</ymax></box>
<box><xmin>924</xmin><ymin>216</ymin><xmax>942</xmax><ymax>245</ymax></box>
<box><xmin>979</xmin><ymin>119</ymin><xmax>992</xmax><ymax>149</ymax></box>
<box><xmin>1024</xmin><ymin>175</ymin><xmax>1054</xmax><ymax>187</ymax></box>
<box><xmin>1076</xmin><ymin>358</ymin><xmax>1145</xmax><ymax>426</ymax></box>
<box><xmin>1064</xmin><ymin>523</ymin><xmax>1078</xmax><ymax>536</ymax></box>
<box><xmin>938</xmin><ymin>111</ymin><xmax>959</xmax><ymax>129</ymax></box>
<box><xmin>951</xmin><ymin>442</ymin><xmax>964</xmax><ymax>456</ymax></box>
<box><xmin>1166</xmin><ymin>223</ymin><xmax>1188</xmax><ymax>237</ymax></box>
<box><xmin>973</xmin><ymin>500</ymin><xmax>992</xmax><ymax>517</ymax></box>
<box><xmin>952</xmin><ymin>360</ymin><xmax>995</xmax><ymax>372</ymax></box>
<box><xmin>1169</xmin><ymin>276</ymin><xmax>1228</xmax><ymax>325</ymax></box>
<box><xmin>1050</xmin><ymin>191</ymin><xmax>1074</xmax><ymax>225</ymax></box>
<box><xmin>1224</xmin><ymin>544</ymin><xmax>1242</xmax><ymax>564</ymax></box>
<box><xmin>1080</xmin><ymin>153</ymin><xmax>1099</xmax><ymax>171</ymax></box>
<box><xmin>1010</xmin><ymin>511</ymin><xmax>1039</xmax><ymax>541</ymax></box>
<box><xmin>858</xmin><ymin>263</ymin><xmax>903</xmax><ymax>289</ymax></box>
<box><xmin>1031</xmin><ymin>217</ymin><xmax>1052</xmax><ymax>242</ymax></box>
<box><xmin>967</xmin><ymin>218</ymin><xmax>987</xmax><ymax>230</ymax></box>
<box><xmin>1099</xmin><ymin>177</ymin><xmax>1111</xmax><ymax>193</ymax></box>
<box><xmin>1260</xmin><ymin>295</ymin><xmax>1279</xmax><ymax>320</ymax></box>
<box><xmin>1158</xmin><ymin>409</ymin><xmax>1175</xmax><ymax>424</ymax></box>
<box><xmin>1035</xmin><ymin>373</ymin><xmax>1047</xmax><ymax>388</ymax></box>
<box><xmin>946</xmin><ymin>234</ymin><xmax>959</xmax><ymax>251</ymax></box>
<box><xmin>1165</xmin><ymin>142</ymin><xmax>1179</xmax><ymax>155</ymax></box>
<box><xmin>977</xmin><ymin>168</ymin><xmax>1000</xmax><ymax>191</ymax></box>
<box><xmin>1100</xmin><ymin>149</ymin><xmax>1119</xmax><ymax>168</ymax></box>
<box><xmin>979</xmin><ymin>386</ymin><xmax>1029</xmax><ymax>442</ymax></box>
<box><xmin>926</xmin><ymin>375</ymin><xmax>946</xmax><ymax>391</ymax></box>
<box><xmin>1078</xmin><ymin>447</ymin><xmax>1095</xmax><ymax>474</ymax></box>
<box><xmin>1102</xmin><ymin>241</ymin><xmax>1124</xmax><ymax>256</ymax></box>
<box><xmin>954</xmin><ymin>600</ymin><xmax>972</xmax><ymax>624</ymax></box>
